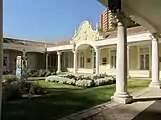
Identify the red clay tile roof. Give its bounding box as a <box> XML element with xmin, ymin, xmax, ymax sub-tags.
<box><xmin>3</xmin><ymin>37</ymin><xmax>56</xmax><ymax>47</ymax></box>
<box><xmin>100</xmin><ymin>26</ymin><xmax>149</xmax><ymax>39</ymax></box>
<box><xmin>49</xmin><ymin>26</ymin><xmax>149</xmax><ymax>46</ymax></box>
<box><xmin>54</xmin><ymin>39</ymin><xmax>71</xmax><ymax>46</ymax></box>
<box><xmin>3</xmin><ymin>37</ymin><xmax>72</xmax><ymax>47</ymax></box>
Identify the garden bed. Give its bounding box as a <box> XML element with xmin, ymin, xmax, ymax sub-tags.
<box><xmin>45</xmin><ymin>74</ymin><xmax>116</xmax><ymax>88</ymax></box>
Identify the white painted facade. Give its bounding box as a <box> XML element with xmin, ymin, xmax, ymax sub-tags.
<box><xmin>47</xmin><ymin>21</ymin><xmax>161</xmax><ymax>79</ymax></box>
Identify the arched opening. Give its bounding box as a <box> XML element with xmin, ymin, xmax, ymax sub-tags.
<box><xmin>76</xmin><ymin>44</ymin><xmax>96</xmax><ymax>74</ymax></box>
<box><xmin>26</xmin><ymin>52</ymin><xmax>46</xmax><ymax>71</ymax></box>
<box><xmin>3</xmin><ymin>49</ymin><xmax>23</xmax><ymax>74</ymax></box>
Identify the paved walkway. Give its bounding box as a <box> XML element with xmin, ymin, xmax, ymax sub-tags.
<box><xmin>59</xmin><ymin>88</ymin><xmax>161</xmax><ymax>120</ymax></box>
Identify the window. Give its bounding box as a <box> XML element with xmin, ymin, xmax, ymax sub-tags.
<box><xmin>80</xmin><ymin>52</ymin><xmax>85</xmax><ymax>68</ymax></box>
<box><xmin>87</xmin><ymin>58</ymin><xmax>91</xmax><ymax>63</ymax></box>
<box><xmin>3</xmin><ymin>57</ymin><xmax>7</xmax><ymax>66</ymax></box>
<box><xmin>139</xmin><ymin>47</ymin><xmax>149</xmax><ymax>70</ymax></box>
<box><xmin>102</xmin><ymin>58</ymin><xmax>107</xmax><ymax>65</ymax></box>
<box><xmin>110</xmin><ymin>50</ymin><xmax>116</xmax><ymax>68</ymax></box>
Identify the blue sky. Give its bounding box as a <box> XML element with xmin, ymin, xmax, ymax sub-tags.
<box><xmin>3</xmin><ymin>0</ymin><xmax>105</xmax><ymax>43</ymax></box>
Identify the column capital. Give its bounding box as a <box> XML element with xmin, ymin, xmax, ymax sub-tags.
<box><xmin>127</xmin><ymin>46</ymin><xmax>130</xmax><ymax>49</ymax></box>
<box><xmin>114</xmin><ymin>11</ymin><xmax>127</xmax><ymax>26</ymax></box>
<box><xmin>72</xmin><ymin>42</ymin><xmax>76</xmax><ymax>51</ymax></box>
<box><xmin>57</xmin><ymin>51</ymin><xmax>62</xmax><ymax>55</ymax></box>
<box><xmin>73</xmin><ymin>50</ymin><xmax>77</xmax><ymax>54</ymax></box>
<box><xmin>150</xmin><ymin>33</ymin><xmax>160</xmax><ymax>41</ymax></box>
<box><xmin>95</xmin><ymin>47</ymin><xmax>100</xmax><ymax>53</ymax></box>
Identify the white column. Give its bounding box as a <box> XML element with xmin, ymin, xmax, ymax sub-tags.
<box><xmin>112</xmin><ymin>12</ymin><xmax>132</xmax><ymax>104</ymax></box>
<box><xmin>45</xmin><ymin>53</ymin><xmax>49</xmax><ymax>71</ymax></box>
<box><xmin>57</xmin><ymin>51</ymin><xmax>61</xmax><ymax>73</ymax></box>
<box><xmin>73</xmin><ymin>51</ymin><xmax>77</xmax><ymax>74</ymax></box>
<box><xmin>95</xmin><ymin>48</ymin><xmax>100</xmax><ymax>74</ymax></box>
<box><xmin>149</xmin><ymin>35</ymin><xmax>160</xmax><ymax>88</ymax></box>
<box><xmin>92</xmin><ymin>50</ymin><xmax>94</xmax><ymax>73</ymax></box>
<box><xmin>127</xmin><ymin>46</ymin><xmax>130</xmax><ymax>78</ymax></box>
<box><xmin>149</xmin><ymin>45</ymin><xmax>152</xmax><ymax>78</ymax></box>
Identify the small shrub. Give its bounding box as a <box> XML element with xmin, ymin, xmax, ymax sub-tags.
<box><xmin>45</xmin><ymin>70</ymin><xmax>52</xmax><ymax>77</ymax></box>
<box><xmin>3</xmin><ymin>71</ymin><xmax>13</xmax><ymax>75</ymax></box>
<box><xmin>27</xmin><ymin>69</ymin><xmax>55</xmax><ymax>77</ymax></box>
<box><xmin>38</xmin><ymin>70</ymin><xmax>47</xmax><ymax>77</ymax></box>
<box><xmin>66</xmin><ymin>79</ymin><xmax>75</xmax><ymax>85</ymax></box>
<box><xmin>31</xmin><ymin>70</ymin><xmax>39</xmax><ymax>77</ymax></box>
<box><xmin>65</xmin><ymin>74</ymin><xmax>77</xmax><ymax>80</ymax></box>
<box><xmin>51</xmin><ymin>71</ymin><xmax>57</xmax><ymax>75</ymax></box>
<box><xmin>45</xmin><ymin>76</ymin><xmax>57</xmax><ymax>82</ymax></box>
<box><xmin>94</xmin><ymin>77</ymin><xmax>116</xmax><ymax>86</ymax></box>
<box><xmin>27</xmin><ymin>70</ymin><xmax>39</xmax><ymax>77</ymax></box>
<box><xmin>38</xmin><ymin>69</ymin><xmax>44</xmax><ymax>77</ymax></box>
<box><xmin>3</xmin><ymin>81</ymin><xmax>48</xmax><ymax>101</ymax></box>
<box><xmin>77</xmin><ymin>75</ymin><xmax>84</xmax><ymax>80</ymax></box>
<box><xmin>25</xmin><ymin>82</ymin><xmax>47</xmax><ymax>95</ymax></box>
<box><xmin>75</xmin><ymin>79</ymin><xmax>92</xmax><ymax>88</ymax></box>
<box><xmin>3</xmin><ymin>82</ymin><xmax>22</xmax><ymax>101</ymax></box>
<box><xmin>2</xmin><ymin>75</ymin><xmax>17</xmax><ymax>84</ymax></box>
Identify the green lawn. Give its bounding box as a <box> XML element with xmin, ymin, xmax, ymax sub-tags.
<box><xmin>2</xmin><ymin>79</ymin><xmax>150</xmax><ymax>120</ymax></box>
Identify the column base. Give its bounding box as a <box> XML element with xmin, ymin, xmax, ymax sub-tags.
<box><xmin>95</xmin><ymin>73</ymin><xmax>99</xmax><ymax>75</ymax></box>
<box><xmin>149</xmin><ymin>82</ymin><xmax>161</xmax><ymax>89</ymax></box>
<box><xmin>73</xmin><ymin>72</ymin><xmax>77</xmax><ymax>74</ymax></box>
<box><xmin>56</xmin><ymin>71</ymin><xmax>61</xmax><ymax>74</ymax></box>
<box><xmin>127</xmin><ymin>75</ymin><xmax>131</xmax><ymax>79</ymax></box>
<box><xmin>111</xmin><ymin>92</ymin><xmax>133</xmax><ymax>104</ymax></box>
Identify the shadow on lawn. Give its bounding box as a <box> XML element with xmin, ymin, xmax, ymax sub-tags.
<box><xmin>2</xmin><ymin>87</ymin><xmax>114</xmax><ymax>120</ymax></box>
<box><xmin>2</xmin><ymin>80</ymin><xmax>149</xmax><ymax>120</ymax></box>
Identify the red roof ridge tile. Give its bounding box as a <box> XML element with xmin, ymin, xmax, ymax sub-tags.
<box><xmin>101</xmin><ymin>26</ymin><xmax>149</xmax><ymax>38</ymax></box>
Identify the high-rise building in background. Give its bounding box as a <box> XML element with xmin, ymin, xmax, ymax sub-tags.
<box><xmin>99</xmin><ymin>8</ymin><xmax>140</xmax><ymax>33</ymax></box>
<box><xmin>99</xmin><ymin>8</ymin><xmax>115</xmax><ymax>32</ymax></box>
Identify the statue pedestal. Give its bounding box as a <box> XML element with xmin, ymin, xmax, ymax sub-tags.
<box><xmin>16</xmin><ymin>56</ymin><xmax>27</xmax><ymax>81</ymax></box>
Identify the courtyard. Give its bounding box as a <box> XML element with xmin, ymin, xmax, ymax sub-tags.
<box><xmin>2</xmin><ymin>78</ymin><xmax>150</xmax><ymax>120</ymax></box>
<box><xmin>1</xmin><ymin>0</ymin><xmax>161</xmax><ymax>120</ymax></box>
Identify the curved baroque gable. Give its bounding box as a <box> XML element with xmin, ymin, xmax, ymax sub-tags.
<box><xmin>71</xmin><ymin>20</ymin><xmax>102</xmax><ymax>44</ymax></box>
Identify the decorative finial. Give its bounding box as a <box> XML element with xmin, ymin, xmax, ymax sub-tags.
<box><xmin>73</xmin><ymin>42</ymin><xmax>76</xmax><ymax>51</ymax></box>
<box><xmin>74</xmin><ymin>27</ymin><xmax>77</xmax><ymax>36</ymax></box>
<box><xmin>45</xmin><ymin>43</ymin><xmax>47</xmax><ymax>53</ymax></box>
<box><xmin>95</xmin><ymin>22</ymin><xmax>99</xmax><ymax>32</ymax></box>
<box><xmin>96</xmin><ymin>22</ymin><xmax>98</xmax><ymax>29</ymax></box>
